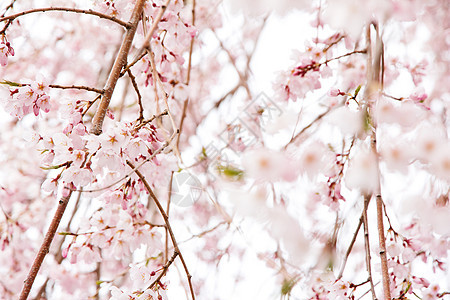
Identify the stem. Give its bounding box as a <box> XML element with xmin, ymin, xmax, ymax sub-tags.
<box><xmin>90</xmin><ymin>0</ymin><xmax>146</xmax><ymax>135</ymax></box>
<box><xmin>337</xmin><ymin>211</ymin><xmax>363</xmax><ymax>279</ymax></box>
<box><xmin>49</xmin><ymin>84</ymin><xmax>104</xmax><ymax>94</ymax></box>
<box><xmin>122</xmin><ymin>0</ymin><xmax>171</xmax><ymax>74</ymax></box>
<box><xmin>365</xmin><ymin>22</ymin><xmax>391</xmax><ymax>300</ymax></box>
<box><xmin>185</xmin><ymin>0</ymin><xmax>196</xmax><ymax>85</ymax></box>
<box><xmin>135</xmin><ymin>0</ymin><xmax>171</xmax><ymax>58</ymax></box>
<box><xmin>376</xmin><ymin>194</ymin><xmax>391</xmax><ymax>300</ymax></box>
<box><xmin>19</xmin><ymin>192</ymin><xmax>73</xmax><ymax>300</ymax></box>
<box><xmin>362</xmin><ymin>194</ymin><xmax>377</xmax><ymax>300</ymax></box>
<box><xmin>0</xmin><ymin>7</ymin><xmax>129</xmax><ymax>28</ymax></box>
<box><xmin>126</xmin><ymin>69</ymin><xmax>144</xmax><ymax>122</ymax></box>
<box><xmin>176</xmin><ymin>99</ymin><xmax>189</xmax><ymax>153</ymax></box>
<box><xmin>165</xmin><ymin>171</ymin><xmax>174</xmax><ymax>263</ymax></box>
<box><xmin>284</xmin><ymin>106</ymin><xmax>334</xmax><ymax>149</ymax></box>
<box><xmin>148</xmin><ymin>251</ymin><xmax>178</xmax><ymax>290</ymax></box>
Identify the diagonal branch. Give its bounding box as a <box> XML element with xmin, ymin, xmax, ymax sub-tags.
<box><xmin>90</xmin><ymin>0</ymin><xmax>146</xmax><ymax>135</ymax></box>
<box><xmin>337</xmin><ymin>211</ymin><xmax>363</xmax><ymax>280</ymax></box>
<box><xmin>127</xmin><ymin>161</ymin><xmax>196</xmax><ymax>300</ymax></box>
<box><xmin>19</xmin><ymin>192</ymin><xmax>73</xmax><ymax>300</ymax></box>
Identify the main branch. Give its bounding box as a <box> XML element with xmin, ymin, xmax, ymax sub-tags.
<box><xmin>19</xmin><ymin>192</ymin><xmax>72</xmax><ymax>300</ymax></box>
<box><xmin>90</xmin><ymin>0</ymin><xmax>146</xmax><ymax>135</ymax></box>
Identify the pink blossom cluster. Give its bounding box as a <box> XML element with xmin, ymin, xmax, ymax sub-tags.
<box><xmin>1</xmin><ymin>78</ymin><xmax>51</xmax><ymax>118</ymax></box>
<box><xmin>0</xmin><ymin>37</ymin><xmax>14</xmax><ymax>67</ymax></box>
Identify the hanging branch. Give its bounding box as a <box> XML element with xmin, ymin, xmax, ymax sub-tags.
<box><xmin>126</xmin><ymin>160</ymin><xmax>196</xmax><ymax>300</ymax></box>
<box><xmin>366</xmin><ymin>22</ymin><xmax>391</xmax><ymax>300</ymax></box>
<box><xmin>362</xmin><ymin>194</ymin><xmax>377</xmax><ymax>300</ymax></box>
<box><xmin>90</xmin><ymin>0</ymin><xmax>147</xmax><ymax>135</ymax></box>
<box><xmin>185</xmin><ymin>0</ymin><xmax>196</xmax><ymax>85</ymax></box>
<box><xmin>337</xmin><ymin>211</ymin><xmax>363</xmax><ymax>279</ymax></box>
<box><xmin>126</xmin><ymin>68</ymin><xmax>144</xmax><ymax>122</ymax></box>
<box><xmin>164</xmin><ymin>172</ymin><xmax>174</xmax><ymax>263</ymax></box>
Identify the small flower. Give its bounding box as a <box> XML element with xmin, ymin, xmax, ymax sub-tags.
<box><xmin>130</xmin><ymin>265</ymin><xmax>153</xmax><ymax>290</ymax></box>
<box><xmin>0</xmin><ymin>39</ymin><xmax>14</xmax><ymax>67</ymax></box>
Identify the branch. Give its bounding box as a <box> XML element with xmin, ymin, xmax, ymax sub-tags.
<box><xmin>185</xmin><ymin>0</ymin><xmax>196</xmax><ymax>85</ymax></box>
<box><xmin>284</xmin><ymin>106</ymin><xmax>334</xmax><ymax>149</ymax></box>
<box><xmin>0</xmin><ymin>7</ymin><xmax>129</xmax><ymax>28</ymax></box>
<box><xmin>1</xmin><ymin>81</ymin><xmax>104</xmax><ymax>94</ymax></box>
<box><xmin>49</xmin><ymin>84</ymin><xmax>104</xmax><ymax>94</ymax></box>
<box><xmin>362</xmin><ymin>194</ymin><xmax>377</xmax><ymax>300</ymax></box>
<box><xmin>148</xmin><ymin>250</ymin><xmax>178</xmax><ymax>290</ymax></box>
<box><xmin>376</xmin><ymin>194</ymin><xmax>390</xmax><ymax>300</ymax></box>
<box><xmin>337</xmin><ymin>211</ymin><xmax>363</xmax><ymax>279</ymax></box>
<box><xmin>121</xmin><ymin>0</ymin><xmax>172</xmax><ymax>75</ymax></box>
<box><xmin>133</xmin><ymin>0</ymin><xmax>171</xmax><ymax>62</ymax></box>
<box><xmin>90</xmin><ymin>0</ymin><xmax>146</xmax><ymax>135</ymax></box>
<box><xmin>0</xmin><ymin>0</ymin><xmax>18</xmax><ymax>18</ymax></box>
<box><xmin>365</xmin><ymin>23</ymin><xmax>391</xmax><ymax>300</ymax></box>
<box><xmin>175</xmin><ymin>99</ymin><xmax>189</xmax><ymax>152</ymax></box>
<box><xmin>212</xmin><ymin>30</ymin><xmax>251</xmax><ymax>99</ymax></box>
<box><xmin>126</xmin><ymin>69</ymin><xmax>144</xmax><ymax>122</ymax></box>
<box><xmin>34</xmin><ymin>189</ymin><xmax>83</xmax><ymax>299</ymax></box>
<box><xmin>165</xmin><ymin>172</ymin><xmax>174</xmax><ymax>263</ymax></box>
<box><xmin>127</xmin><ymin>161</ymin><xmax>196</xmax><ymax>300</ymax></box>
<box><xmin>19</xmin><ymin>191</ymin><xmax>73</xmax><ymax>300</ymax></box>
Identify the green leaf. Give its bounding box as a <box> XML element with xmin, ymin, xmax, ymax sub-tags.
<box><xmin>58</xmin><ymin>232</ymin><xmax>73</xmax><ymax>236</ymax></box>
<box><xmin>0</xmin><ymin>80</ymin><xmax>22</xmax><ymax>87</ymax></box>
<box><xmin>281</xmin><ymin>278</ymin><xmax>296</xmax><ymax>296</ymax></box>
<box><xmin>217</xmin><ymin>165</ymin><xmax>244</xmax><ymax>180</ymax></box>
<box><xmin>354</xmin><ymin>85</ymin><xmax>362</xmax><ymax>97</ymax></box>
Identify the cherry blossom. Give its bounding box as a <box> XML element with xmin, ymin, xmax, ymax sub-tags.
<box><xmin>0</xmin><ymin>0</ymin><xmax>448</xmax><ymax>299</ymax></box>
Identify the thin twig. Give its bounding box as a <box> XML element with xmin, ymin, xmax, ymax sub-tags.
<box><xmin>128</xmin><ymin>0</ymin><xmax>171</xmax><ymax>68</ymax></box>
<box><xmin>176</xmin><ymin>99</ymin><xmax>189</xmax><ymax>152</ymax></box>
<box><xmin>127</xmin><ymin>161</ymin><xmax>196</xmax><ymax>300</ymax></box>
<box><xmin>165</xmin><ymin>171</ymin><xmax>174</xmax><ymax>263</ymax></box>
<box><xmin>284</xmin><ymin>107</ymin><xmax>333</xmax><ymax>149</ymax></box>
<box><xmin>212</xmin><ymin>30</ymin><xmax>251</xmax><ymax>99</ymax></box>
<box><xmin>148</xmin><ymin>250</ymin><xmax>178</xmax><ymax>290</ymax></box>
<box><xmin>362</xmin><ymin>194</ymin><xmax>377</xmax><ymax>300</ymax></box>
<box><xmin>179</xmin><ymin>221</ymin><xmax>228</xmax><ymax>244</ymax></box>
<box><xmin>116</xmin><ymin>76</ymin><xmax>130</xmax><ymax>121</ymax></box>
<box><xmin>185</xmin><ymin>0</ymin><xmax>196</xmax><ymax>85</ymax></box>
<box><xmin>126</xmin><ymin>68</ymin><xmax>144</xmax><ymax>122</ymax></box>
<box><xmin>134</xmin><ymin>109</ymin><xmax>169</xmax><ymax>131</ymax></box>
<box><xmin>82</xmin><ymin>94</ymin><xmax>101</xmax><ymax>117</ymax></box>
<box><xmin>0</xmin><ymin>0</ymin><xmax>18</xmax><ymax>18</ymax></box>
<box><xmin>49</xmin><ymin>84</ymin><xmax>104</xmax><ymax>94</ymax></box>
<box><xmin>0</xmin><ymin>7</ymin><xmax>129</xmax><ymax>28</ymax></box>
<box><xmin>337</xmin><ymin>211</ymin><xmax>363</xmax><ymax>279</ymax></box>
<box><xmin>120</xmin><ymin>52</ymin><xmax>146</xmax><ymax>77</ymax></box>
